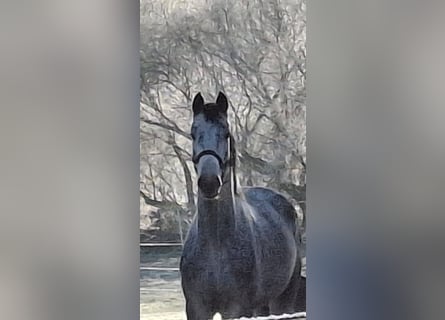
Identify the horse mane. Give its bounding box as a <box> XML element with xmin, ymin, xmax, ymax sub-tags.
<box><xmin>229</xmin><ymin>133</ymin><xmax>237</xmax><ymax>194</ymax></box>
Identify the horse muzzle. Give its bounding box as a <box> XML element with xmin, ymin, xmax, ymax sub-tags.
<box><xmin>198</xmin><ymin>174</ymin><xmax>222</xmax><ymax>198</ymax></box>
<box><xmin>196</xmin><ymin>155</ymin><xmax>223</xmax><ymax>198</ymax></box>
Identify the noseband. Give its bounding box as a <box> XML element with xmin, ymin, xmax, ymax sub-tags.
<box><xmin>192</xmin><ymin>134</ymin><xmax>237</xmax><ymax>192</ymax></box>
<box><xmin>192</xmin><ymin>149</ymin><xmax>225</xmax><ymax>168</ymax></box>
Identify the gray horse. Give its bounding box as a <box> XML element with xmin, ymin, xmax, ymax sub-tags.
<box><xmin>180</xmin><ymin>92</ymin><xmax>305</xmax><ymax>320</ymax></box>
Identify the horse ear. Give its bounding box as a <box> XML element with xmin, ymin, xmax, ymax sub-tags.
<box><xmin>192</xmin><ymin>93</ymin><xmax>204</xmax><ymax>114</ymax></box>
<box><xmin>216</xmin><ymin>92</ymin><xmax>228</xmax><ymax>113</ymax></box>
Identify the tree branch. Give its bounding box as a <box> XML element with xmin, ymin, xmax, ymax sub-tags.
<box><xmin>140</xmin><ymin>118</ymin><xmax>191</xmax><ymax>140</ymax></box>
<box><xmin>172</xmin><ymin>142</ymin><xmax>195</xmax><ymax>212</ymax></box>
<box><xmin>140</xmin><ymin>190</ymin><xmax>184</xmax><ymax>211</ymax></box>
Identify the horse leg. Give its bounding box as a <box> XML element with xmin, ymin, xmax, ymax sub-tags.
<box><xmin>185</xmin><ymin>299</ymin><xmax>213</xmax><ymax>320</ymax></box>
<box><xmin>269</xmin><ymin>264</ymin><xmax>304</xmax><ymax>314</ymax></box>
<box><xmin>221</xmin><ymin>310</ymin><xmax>255</xmax><ymax>319</ymax></box>
<box><xmin>295</xmin><ymin>276</ymin><xmax>306</xmax><ymax>312</ymax></box>
<box><xmin>254</xmin><ymin>305</ymin><xmax>270</xmax><ymax>316</ymax></box>
<box><xmin>220</xmin><ymin>301</ymin><xmax>255</xmax><ymax>319</ymax></box>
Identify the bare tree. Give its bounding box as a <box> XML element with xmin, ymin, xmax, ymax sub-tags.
<box><xmin>140</xmin><ymin>0</ymin><xmax>306</xmax><ymax>239</ymax></box>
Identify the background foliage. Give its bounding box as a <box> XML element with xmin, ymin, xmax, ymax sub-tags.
<box><xmin>140</xmin><ymin>0</ymin><xmax>306</xmax><ymax>243</ymax></box>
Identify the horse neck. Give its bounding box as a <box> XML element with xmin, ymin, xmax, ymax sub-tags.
<box><xmin>197</xmin><ymin>167</ymin><xmax>236</xmax><ymax>247</ymax></box>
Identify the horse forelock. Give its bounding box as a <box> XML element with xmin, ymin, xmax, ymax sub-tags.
<box><xmin>199</xmin><ymin>103</ymin><xmax>227</xmax><ymax>121</ymax></box>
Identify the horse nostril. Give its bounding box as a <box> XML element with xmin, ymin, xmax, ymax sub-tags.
<box><xmin>198</xmin><ymin>176</ymin><xmax>218</xmax><ymax>189</ymax></box>
<box><xmin>198</xmin><ymin>175</ymin><xmax>222</xmax><ymax>196</ymax></box>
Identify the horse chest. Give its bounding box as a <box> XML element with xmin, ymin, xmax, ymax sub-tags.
<box><xmin>182</xmin><ymin>245</ymin><xmax>255</xmax><ymax>296</ymax></box>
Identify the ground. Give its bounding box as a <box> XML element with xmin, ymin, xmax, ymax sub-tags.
<box><xmin>140</xmin><ymin>247</ymin><xmax>185</xmax><ymax>320</ymax></box>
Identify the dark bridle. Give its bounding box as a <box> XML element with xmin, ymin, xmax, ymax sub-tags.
<box><xmin>192</xmin><ymin>133</ymin><xmax>237</xmax><ymax>194</ymax></box>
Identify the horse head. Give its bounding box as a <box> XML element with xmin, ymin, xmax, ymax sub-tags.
<box><xmin>190</xmin><ymin>92</ymin><xmax>236</xmax><ymax>199</ymax></box>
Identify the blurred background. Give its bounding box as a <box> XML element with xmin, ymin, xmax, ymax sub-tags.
<box><xmin>1</xmin><ymin>1</ymin><xmax>445</xmax><ymax>320</ymax></box>
<box><xmin>139</xmin><ymin>0</ymin><xmax>306</xmax><ymax>319</ymax></box>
